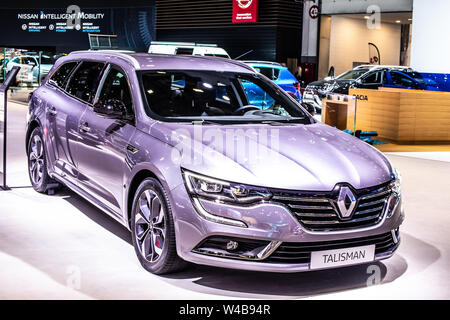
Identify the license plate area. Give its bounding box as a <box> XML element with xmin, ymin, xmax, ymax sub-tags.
<box><xmin>310</xmin><ymin>244</ymin><xmax>375</xmax><ymax>270</ymax></box>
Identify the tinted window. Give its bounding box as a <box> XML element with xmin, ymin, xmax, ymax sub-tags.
<box><xmin>204</xmin><ymin>54</ymin><xmax>230</xmax><ymax>59</ymax></box>
<box><xmin>140</xmin><ymin>70</ymin><xmax>309</xmax><ymax>123</ymax></box>
<box><xmin>175</xmin><ymin>48</ymin><xmax>194</xmax><ymax>55</ymax></box>
<box><xmin>66</xmin><ymin>61</ymin><xmax>105</xmax><ymax>104</ymax></box>
<box><xmin>98</xmin><ymin>67</ymin><xmax>133</xmax><ymax>115</ymax></box>
<box><xmin>253</xmin><ymin>67</ymin><xmax>273</xmax><ymax>80</ymax></box>
<box><xmin>404</xmin><ymin>71</ymin><xmax>425</xmax><ymax>84</ymax></box>
<box><xmin>50</xmin><ymin>62</ymin><xmax>77</xmax><ymax>88</ymax></box>
<box><xmin>390</xmin><ymin>72</ymin><xmax>415</xmax><ymax>87</ymax></box>
<box><xmin>361</xmin><ymin>71</ymin><xmax>383</xmax><ymax>84</ymax></box>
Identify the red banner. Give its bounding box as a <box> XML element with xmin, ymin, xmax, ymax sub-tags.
<box><xmin>232</xmin><ymin>0</ymin><xmax>258</xmax><ymax>23</ymax></box>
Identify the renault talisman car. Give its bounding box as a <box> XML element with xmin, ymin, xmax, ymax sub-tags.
<box><xmin>26</xmin><ymin>51</ymin><xmax>403</xmax><ymax>274</ymax></box>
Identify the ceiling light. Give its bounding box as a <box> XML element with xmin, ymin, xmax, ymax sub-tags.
<box><xmin>396</xmin><ymin>20</ymin><xmax>401</xmax><ymax>23</ymax></box>
<box><xmin>364</xmin><ymin>16</ymin><xmax>370</xmax><ymax>20</ymax></box>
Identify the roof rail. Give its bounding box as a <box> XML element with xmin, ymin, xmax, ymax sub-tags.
<box><xmin>68</xmin><ymin>50</ymin><xmax>140</xmax><ymax>69</ymax></box>
<box><xmin>241</xmin><ymin>60</ymin><xmax>282</xmax><ymax>66</ymax></box>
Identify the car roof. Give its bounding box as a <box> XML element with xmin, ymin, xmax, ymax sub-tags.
<box><xmin>67</xmin><ymin>50</ymin><xmax>254</xmax><ymax>73</ymax></box>
<box><xmin>354</xmin><ymin>64</ymin><xmax>414</xmax><ymax>72</ymax></box>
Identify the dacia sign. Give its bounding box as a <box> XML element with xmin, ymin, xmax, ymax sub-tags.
<box><xmin>353</xmin><ymin>94</ymin><xmax>368</xmax><ymax>101</ymax></box>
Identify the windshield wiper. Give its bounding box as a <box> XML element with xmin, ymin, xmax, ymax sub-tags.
<box><xmin>261</xmin><ymin>118</ymin><xmax>308</xmax><ymax>125</ymax></box>
<box><xmin>191</xmin><ymin>119</ymin><xmax>225</xmax><ymax>125</ymax></box>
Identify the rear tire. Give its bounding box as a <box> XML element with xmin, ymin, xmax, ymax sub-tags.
<box><xmin>27</xmin><ymin>127</ymin><xmax>52</xmax><ymax>193</ymax></box>
<box><xmin>131</xmin><ymin>178</ymin><xmax>187</xmax><ymax>274</ymax></box>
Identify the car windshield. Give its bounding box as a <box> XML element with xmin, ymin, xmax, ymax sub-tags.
<box><xmin>139</xmin><ymin>70</ymin><xmax>311</xmax><ymax>124</ymax></box>
<box><xmin>336</xmin><ymin>69</ymin><xmax>370</xmax><ymax>80</ymax></box>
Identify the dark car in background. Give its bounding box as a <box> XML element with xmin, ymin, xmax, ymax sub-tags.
<box><xmin>303</xmin><ymin>65</ymin><xmax>434</xmax><ymax>112</ymax></box>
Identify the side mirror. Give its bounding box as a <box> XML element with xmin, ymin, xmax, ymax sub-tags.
<box><xmin>93</xmin><ymin>99</ymin><xmax>128</xmax><ymax>119</ymax></box>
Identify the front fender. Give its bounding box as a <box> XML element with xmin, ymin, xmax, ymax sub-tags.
<box><xmin>123</xmin><ymin>130</ymin><xmax>183</xmax><ymax>227</ymax></box>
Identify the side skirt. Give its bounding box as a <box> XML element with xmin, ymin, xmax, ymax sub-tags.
<box><xmin>50</xmin><ymin>172</ymin><xmax>130</xmax><ymax>230</ymax></box>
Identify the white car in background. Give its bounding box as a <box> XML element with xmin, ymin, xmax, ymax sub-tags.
<box><xmin>6</xmin><ymin>55</ymin><xmax>54</xmax><ymax>85</ymax></box>
<box><xmin>149</xmin><ymin>41</ymin><xmax>230</xmax><ymax>59</ymax></box>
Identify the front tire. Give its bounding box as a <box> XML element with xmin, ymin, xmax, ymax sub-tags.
<box><xmin>131</xmin><ymin>178</ymin><xmax>186</xmax><ymax>274</ymax></box>
<box><xmin>27</xmin><ymin>127</ymin><xmax>52</xmax><ymax>193</ymax></box>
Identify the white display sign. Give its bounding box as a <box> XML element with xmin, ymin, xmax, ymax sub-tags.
<box><xmin>301</xmin><ymin>0</ymin><xmax>319</xmax><ymax>58</ymax></box>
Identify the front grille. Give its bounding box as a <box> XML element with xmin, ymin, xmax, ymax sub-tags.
<box><xmin>272</xmin><ymin>184</ymin><xmax>392</xmax><ymax>232</ymax></box>
<box><xmin>266</xmin><ymin>232</ymin><xmax>398</xmax><ymax>264</ymax></box>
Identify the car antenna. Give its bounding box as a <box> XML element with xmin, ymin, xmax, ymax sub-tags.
<box><xmin>234</xmin><ymin>50</ymin><xmax>254</xmax><ymax>60</ymax></box>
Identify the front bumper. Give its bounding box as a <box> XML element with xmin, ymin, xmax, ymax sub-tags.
<box><xmin>171</xmin><ymin>183</ymin><xmax>404</xmax><ymax>273</ymax></box>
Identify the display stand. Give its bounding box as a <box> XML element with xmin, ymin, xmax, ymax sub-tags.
<box><xmin>0</xmin><ymin>66</ymin><xmax>20</xmax><ymax>191</ymax></box>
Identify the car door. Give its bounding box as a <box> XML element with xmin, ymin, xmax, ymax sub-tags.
<box><xmin>48</xmin><ymin>61</ymin><xmax>106</xmax><ymax>184</ymax></box>
<box><xmin>44</xmin><ymin>61</ymin><xmax>80</xmax><ymax>182</ymax></box>
<box><xmin>356</xmin><ymin>71</ymin><xmax>384</xmax><ymax>90</ymax></box>
<box><xmin>75</xmin><ymin>64</ymin><xmax>136</xmax><ymax>216</ymax></box>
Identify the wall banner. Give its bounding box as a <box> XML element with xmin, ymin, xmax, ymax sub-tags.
<box><xmin>232</xmin><ymin>0</ymin><xmax>258</xmax><ymax>23</ymax></box>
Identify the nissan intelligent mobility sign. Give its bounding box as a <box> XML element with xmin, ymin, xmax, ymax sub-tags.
<box><xmin>0</xmin><ymin>5</ymin><xmax>156</xmax><ymax>51</ymax></box>
<box><xmin>232</xmin><ymin>0</ymin><xmax>258</xmax><ymax>23</ymax></box>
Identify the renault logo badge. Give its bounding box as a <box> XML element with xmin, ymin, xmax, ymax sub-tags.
<box><xmin>335</xmin><ymin>186</ymin><xmax>357</xmax><ymax>219</ymax></box>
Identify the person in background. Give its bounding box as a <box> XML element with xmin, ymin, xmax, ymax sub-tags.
<box><xmin>294</xmin><ymin>66</ymin><xmax>304</xmax><ymax>86</ymax></box>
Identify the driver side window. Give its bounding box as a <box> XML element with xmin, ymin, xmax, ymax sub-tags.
<box><xmin>98</xmin><ymin>66</ymin><xmax>133</xmax><ymax>117</ymax></box>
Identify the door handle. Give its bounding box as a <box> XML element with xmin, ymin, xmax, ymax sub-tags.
<box><xmin>126</xmin><ymin>144</ymin><xmax>139</xmax><ymax>154</ymax></box>
<box><xmin>79</xmin><ymin>122</ymin><xmax>91</xmax><ymax>133</ymax></box>
<box><xmin>47</xmin><ymin>106</ymin><xmax>57</xmax><ymax>116</ymax></box>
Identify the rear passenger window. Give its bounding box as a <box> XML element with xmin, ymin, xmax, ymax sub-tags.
<box><xmin>390</xmin><ymin>72</ymin><xmax>415</xmax><ymax>87</ymax></box>
<box><xmin>66</xmin><ymin>61</ymin><xmax>105</xmax><ymax>104</ymax></box>
<box><xmin>50</xmin><ymin>62</ymin><xmax>77</xmax><ymax>88</ymax></box>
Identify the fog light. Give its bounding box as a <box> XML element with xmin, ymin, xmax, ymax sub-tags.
<box><xmin>226</xmin><ymin>240</ymin><xmax>239</xmax><ymax>251</ymax></box>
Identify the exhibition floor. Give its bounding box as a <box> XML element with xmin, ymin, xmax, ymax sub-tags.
<box><xmin>0</xmin><ymin>102</ymin><xmax>449</xmax><ymax>299</ymax></box>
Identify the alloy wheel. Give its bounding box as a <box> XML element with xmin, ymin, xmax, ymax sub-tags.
<box><xmin>29</xmin><ymin>134</ymin><xmax>44</xmax><ymax>186</ymax></box>
<box><xmin>134</xmin><ymin>189</ymin><xmax>167</xmax><ymax>263</ymax></box>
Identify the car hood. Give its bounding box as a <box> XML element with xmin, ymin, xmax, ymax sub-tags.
<box><xmin>307</xmin><ymin>79</ymin><xmax>354</xmax><ymax>92</ymax></box>
<box><xmin>149</xmin><ymin>122</ymin><xmax>393</xmax><ymax>191</ymax></box>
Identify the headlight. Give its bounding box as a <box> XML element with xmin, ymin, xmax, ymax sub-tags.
<box><xmin>183</xmin><ymin>170</ymin><xmax>273</xmax><ymax>228</ymax></box>
<box><xmin>387</xmin><ymin>168</ymin><xmax>402</xmax><ymax>218</ymax></box>
<box><xmin>183</xmin><ymin>170</ymin><xmax>272</xmax><ymax>204</ymax></box>
<box><xmin>389</xmin><ymin>168</ymin><xmax>402</xmax><ymax>195</ymax></box>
